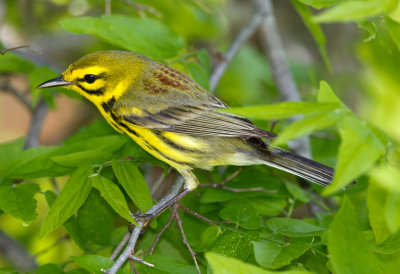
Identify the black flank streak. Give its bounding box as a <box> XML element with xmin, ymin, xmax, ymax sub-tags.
<box><xmin>101</xmin><ymin>97</ymin><xmax>116</xmax><ymax>113</ymax></box>
<box><xmin>119</xmin><ymin>123</ymin><xmax>139</xmax><ymax>137</ymax></box>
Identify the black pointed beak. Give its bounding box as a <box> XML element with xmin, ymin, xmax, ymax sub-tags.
<box><xmin>36</xmin><ymin>75</ymin><xmax>74</xmax><ymax>89</ymax></box>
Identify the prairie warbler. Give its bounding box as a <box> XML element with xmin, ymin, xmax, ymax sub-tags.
<box><xmin>37</xmin><ymin>51</ymin><xmax>334</xmax><ymax>214</ymax></box>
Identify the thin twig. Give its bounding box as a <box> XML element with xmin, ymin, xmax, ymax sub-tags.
<box><xmin>141</xmin><ymin>207</ymin><xmax>176</xmax><ymax>256</ymax></box>
<box><xmin>199</xmin><ymin>168</ymin><xmax>243</xmax><ymax>188</ymax></box>
<box><xmin>0</xmin><ymin>84</ymin><xmax>32</xmax><ymax>112</ymax></box>
<box><xmin>24</xmin><ymin>99</ymin><xmax>48</xmax><ymax>149</ymax></box>
<box><xmin>199</xmin><ymin>168</ymin><xmax>276</xmax><ymax>193</ymax></box>
<box><xmin>110</xmin><ymin>231</ymin><xmax>131</xmax><ymax>260</ymax></box>
<box><xmin>256</xmin><ymin>0</ymin><xmax>311</xmax><ymax>157</ymax></box>
<box><xmin>105</xmin><ymin>0</ymin><xmax>111</xmax><ymax>14</ymax></box>
<box><xmin>128</xmin><ymin>255</ymin><xmax>154</xmax><ymax>268</ymax></box>
<box><xmin>0</xmin><ymin>45</ymin><xmax>29</xmax><ymax>55</ymax></box>
<box><xmin>209</xmin><ymin>4</ymin><xmax>267</xmax><ymax>92</ymax></box>
<box><xmin>174</xmin><ymin>205</ymin><xmax>201</xmax><ymax>274</ymax></box>
<box><xmin>119</xmin><ymin>0</ymin><xmax>162</xmax><ymax>17</ymax></box>
<box><xmin>104</xmin><ymin>177</ymin><xmax>184</xmax><ymax>274</ymax></box>
<box><xmin>179</xmin><ymin>205</ymin><xmax>229</xmax><ymax>226</ymax></box>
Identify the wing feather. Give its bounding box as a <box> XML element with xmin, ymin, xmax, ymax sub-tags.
<box><xmin>119</xmin><ymin>105</ymin><xmax>276</xmax><ymax>139</ymax></box>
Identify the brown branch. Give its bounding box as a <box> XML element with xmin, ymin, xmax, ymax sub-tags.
<box><xmin>0</xmin><ymin>45</ymin><xmax>29</xmax><ymax>55</ymax></box>
<box><xmin>199</xmin><ymin>168</ymin><xmax>277</xmax><ymax>194</ymax></box>
<box><xmin>140</xmin><ymin>207</ymin><xmax>177</xmax><ymax>256</ymax></box>
<box><xmin>179</xmin><ymin>205</ymin><xmax>229</xmax><ymax>226</ymax></box>
<box><xmin>175</xmin><ymin>205</ymin><xmax>201</xmax><ymax>274</ymax></box>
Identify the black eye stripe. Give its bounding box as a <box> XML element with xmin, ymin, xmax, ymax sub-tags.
<box><xmin>78</xmin><ymin>72</ymin><xmax>106</xmax><ymax>83</ymax></box>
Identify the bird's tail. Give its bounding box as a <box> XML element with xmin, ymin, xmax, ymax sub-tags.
<box><xmin>261</xmin><ymin>146</ymin><xmax>334</xmax><ymax>186</ymax></box>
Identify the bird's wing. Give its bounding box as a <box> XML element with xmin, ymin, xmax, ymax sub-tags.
<box><xmin>117</xmin><ymin>104</ymin><xmax>276</xmax><ymax>139</ymax></box>
<box><xmin>112</xmin><ymin>61</ymin><xmax>275</xmax><ymax>139</ymax></box>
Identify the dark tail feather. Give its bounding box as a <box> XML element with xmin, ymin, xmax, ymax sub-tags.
<box><xmin>262</xmin><ymin>146</ymin><xmax>334</xmax><ymax>186</ymax></box>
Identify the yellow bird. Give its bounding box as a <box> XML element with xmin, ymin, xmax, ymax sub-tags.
<box><xmin>37</xmin><ymin>50</ymin><xmax>333</xmax><ymax>214</ymax></box>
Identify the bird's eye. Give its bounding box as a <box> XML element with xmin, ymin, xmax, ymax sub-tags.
<box><xmin>84</xmin><ymin>74</ymin><xmax>96</xmax><ymax>84</ymax></box>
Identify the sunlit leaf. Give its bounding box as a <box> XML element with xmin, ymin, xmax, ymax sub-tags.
<box><xmin>328</xmin><ymin>196</ymin><xmax>380</xmax><ymax>274</ymax></box>
<box><xmin>112</xmin><ymin>160</ymin><xmax>153</xmax><ymax>212</ymax></box>
<box><xmin>323</xmin><ymin>115</ymin><xmax>385</xmax><ymax>195</ymax></box>
<box><xmin>90</xmin><ymin>175</ymin><xmax>136</xmax><ymax>225</ymax></box>
<box><xmin>267</xmin><ymin>218</ymin><xmax>326</xmax><ymax>237</ymax></box>
<box><xmin>224</xmin><ymin>102</ymin><xmax>340</xmax><ymax>120</ymax></box>
<box><xmin>0</xmin><ymin>183</ymin><xmax>40</xmax><ymax>222</ymax></box>
<box><xmin>292</xmin><ymin>0</ymin><xmax>331</xmax><ymax>70</ymax></box>
<box><xmin>314</xmin><ymin>0</ymin><xmax>398</xmax><ymax>23</ymax></box>
<box><xmin>40</xmin><ymin>165</ymin><xmax>93</xmax><ymax>238</ymax></box>
<box><xmin>253</xmin><ymin>240</ymin><xmax>310</xmax><ymax>269</ymax></box>
<box><xmin>59</xmin><ymin>15</ymin><xmax>185</xmax><ymax>60</ymax></box>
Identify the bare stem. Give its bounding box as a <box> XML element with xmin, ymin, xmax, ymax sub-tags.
<box><xmin>175</xmin><ymin>205</ymin><xmax>201</xmax><ymax>274</ymax></box>
<box><xmin>179</xmin><ymin>205</ymin><xmax>229</xmax><ymax>226</ymax></box>
<box><xmin>209</xmin><ymin>4</ymin><xmax>267</xmax><ymax>92</ymax></box>
<box><xmin>24</xmin><ymin>99</ymin><xmax>48</xmax><ymax>149</ymax></box>
<box><xmin>256</xmin><ymin>0</ymin><xmax>311</xmax><ymax>157</ymax></box>
<box><xmin>110</xmin><ymin>231</ymin><xmax>131</xmax><ymax>260</ymax></box>
<box><xmin>0</xmin><ymin>84</ymin><xmax>32</xmax><ymax>112</ymax></box>
<box><xmin>141</xmin><ymin>207</ymin><xmax>176</xmax><ymax>256</ymax></box>
<box><xmin>104</xmin><ymin>177</ymin><xmax>184</xmax><ymax>274</ymax></box>
<box><xmin>128</xmin><ymin>255</ymin><xmax>154</xmax><ymax>268</ymax></box>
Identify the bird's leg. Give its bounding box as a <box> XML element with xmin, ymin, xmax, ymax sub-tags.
<box><xmin>134</xmin><ymin>169</ymin><xmax>198</xmax><ymax>222</ymax></box>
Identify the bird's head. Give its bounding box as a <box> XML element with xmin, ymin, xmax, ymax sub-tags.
<box><xmin>37</xmin><ymin>50</ymin><xmax>147</xmax><ymax>104</ymax></box>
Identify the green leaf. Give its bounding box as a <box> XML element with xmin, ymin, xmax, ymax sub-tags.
<box><xmin>224</xmin><ymin>102</ymin><xmax>340</xmax><ymax>120</ymax></box>
<box><xmin>273</xmin><ymin>111</ymin><xmax>341</xmax><ymax>146</ymax></box>
<box><xmin>323</xmin><ymin>115</ymin><xmax>385</xmax><ymax>195</ymax></box>
<box><xmin>219</xmin><ymin>200</ymin><xmax>262</xmax><ymax>230</ymax></box>
<box><xmin>195</xmin><ymin>225</ymin><xmax>222</xmax><ymax>252</ymax></box>
<box><xmin>328</xmin><ymin>196</ymin><xmax>380</xmax><ymax>274</ymax></box>
<box><xmin>266</xmin><ymin>218</ymin><xmax>326</xmax><ymax>237</ymax></box>
<box><xmin>90</xmin><ymin>175</ymin><xmax>136</xmax><ymax>225</ymax></box>
<box><xmin>253</xmin><ymin>240</ymin><xmax>310</xmax><ymax>269</ymax></box>
<box><xmin>368</xmin><ymin>164</ymin><xmax>400</xmax><ymax>243</ymax></box>
<box><xmin>112</xmin><ymin>160</ymin><xmax>153</xmax><ymax>212</ymax></box>
<box><xmin>75</xmin><ymin>190</ymin><xmax>115</xmax><ymax>248</ymax></box>
<box><xmin>35</xmin><ymin>264</ymin><xmax>64</xmax><ymax>274</ymax></box>
<box><xmin>0</xmin><ymin>183</ymin><xmax>40</xmax><ymax>222</ymax></box>
<box><xmin>59</xmin><ymin>15</ymin><xmax>185</xmax><ymax>60</ymax></box>
<box><xmin>0</xmin><ymin>52</ymin><xmax>34</xmax><ymax>73</ymax></box>
<box><xmin>284</xmin><ymin>181</ymin><xmax>310</xmax><ymax>203</ymax></box>
<box><xmin>211</xmin><ymin>231</ymin><xmax>260</xmax><ymax>260</ymax></box>
<box><xmin>247</xmin><ymin>197</ymin><xmax>287</xmax><ymax>216</ymax></box>
<box><xmin>374</xmin><ymin>229</ymin><xmax>400</xmax><ymax>254</ymax></box>
<box><xmin>314</xmin><ymin>0</ymin><xmax>398</xmax><ymax>23</ymax></box>
<box><xmin>51</xmin><ymin>150</ymin><xmax>112</xmax><ymax>167</ymax></box>
<box><xmin>296</xmin><ymin>0</ymin><xmax>338</xmax><ymax>9</ymax></box>
<box><xmin>385</xmin><ymin>16</ymin><xmax>400</xmax><ymax>51</ymax></box>
<box><xmin>137</xmin><ymin>254</ymin><xmax>199</xmax><ymax>274</ymax></box>
<box><xmin>186</xmin><ymin>61</ymin><xmax>209</xmax><ymax>90</ymax></box>
<box><xmin>206</xmin><ymin>252</ymin><xmax>311</xmax><ymax>274</ymax></box>
<box><xmin>291</xmin><ymin>0</ymin><xmax>331</xmax><ymax>71</ymax></box>
<box><xmin>40</xmin><ymin>165</ymin><xmax>93</xmax><ymax>238</ymax></box>
<box><xmin>317</xmin><ymin>81</ymin><xmax>343</xmax><ymax>104</ymax></box>
<box><xmin>72</xmin><ymin>255</ymin><xmax>130</xmax><ymax>274</ymax></box>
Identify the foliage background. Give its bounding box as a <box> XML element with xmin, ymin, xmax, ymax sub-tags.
<box><xmin>1</xmin><ymin>0</ymin><xmax>400</xmax><ymax>273</ymax></box>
